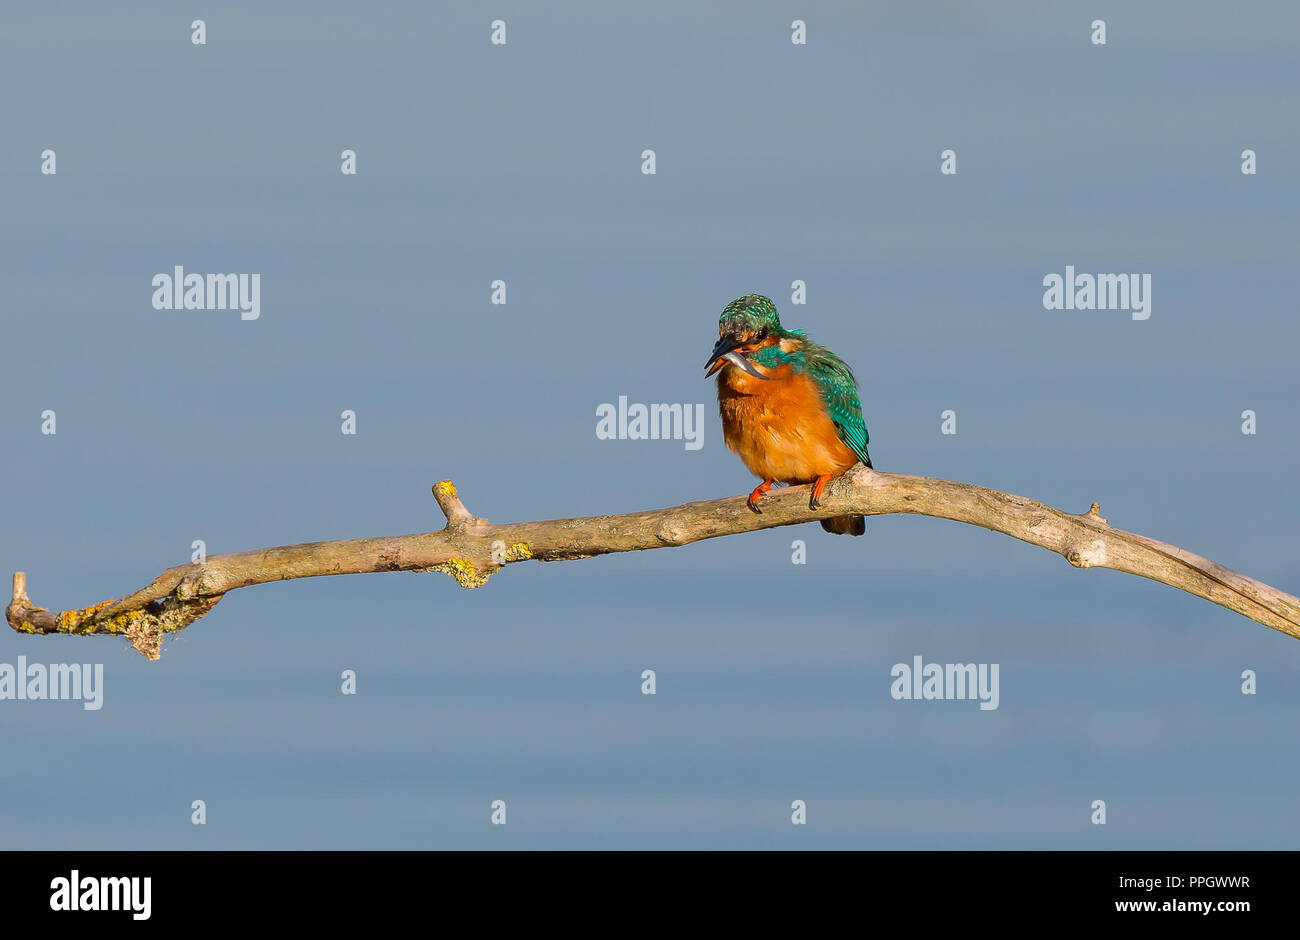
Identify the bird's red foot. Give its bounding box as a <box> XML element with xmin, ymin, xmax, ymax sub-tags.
<box><xmin>809</xmin><ymin>474</ymin><xmax>832</xmax><ymax>510</ymax></box>
<box><xmin>747</xmin><ymin>479</ymin><xmax>775</xmax><ymax>514</ymax></box>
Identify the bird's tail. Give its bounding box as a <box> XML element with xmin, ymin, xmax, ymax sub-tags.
<box><xmin>821</xmin><ymin>514</ymin><xmax>866</xmax><ymax>536</ymax></box>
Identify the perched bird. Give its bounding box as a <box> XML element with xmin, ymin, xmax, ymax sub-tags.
<box><xmin>705</xmin><ymin>293</ymin><xmax>872</xmax><ymax>536</ymax></box>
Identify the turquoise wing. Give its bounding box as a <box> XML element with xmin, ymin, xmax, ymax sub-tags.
<box><xmin>806</xmin><ymin>347</ymin><xmax>872</xmax><ymax>468</ymax></box>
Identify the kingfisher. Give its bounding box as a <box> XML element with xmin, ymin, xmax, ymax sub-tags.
<box><xmin>705</xmin><ymin>293</ymin><xmax>872</xmax><ymax>536</ymax></box>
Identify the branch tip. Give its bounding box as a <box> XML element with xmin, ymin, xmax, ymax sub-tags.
<box><xmin>432</xmin><ymin>480</ymin><xmax>477</xmax><ymax>530</ymax></box>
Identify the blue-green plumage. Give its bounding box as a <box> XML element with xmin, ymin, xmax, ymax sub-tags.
<box><xmin>748</xmin><ymin>337</ymin><xmax>872</xmax><ymax>469</ymax></box>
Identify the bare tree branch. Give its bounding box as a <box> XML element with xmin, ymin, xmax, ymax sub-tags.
<box><xmin>8</xmin><ymin>469</ymin><xmax>1299</xmax><ymax>659</ymax></box>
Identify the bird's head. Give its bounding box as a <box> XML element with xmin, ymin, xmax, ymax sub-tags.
<box><xmin>705</xmin><ymin>293</ymin><xmax>783</xmax><ymax>380</ymax></box>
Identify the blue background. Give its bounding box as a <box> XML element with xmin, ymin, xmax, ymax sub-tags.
<box><xmin>2</xmin><ymin>1</ymin><xmax>1298</xmax><ymax>848</ymax></box>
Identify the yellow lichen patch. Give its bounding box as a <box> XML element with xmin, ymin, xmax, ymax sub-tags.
<box><xmin>502</xmin><ymin>542</ymin><xmax>532</xmax><ymax>562</ymax></box>
<box><xmin>427</xmin><ymin>557</ymin><xmax>492</xmax><ymax>589</ymax></box>
<box><xmin>434</xmin><ymin>480</ymin><xmax>458</xmax><ymax>499</ymax></box>
<box><xmin>48</xmin><ymin>594</ymin><xmax>211</xmax><ymax>650</ymax></box>
<box><xmin>57</xmin><ymin>600</ymin><xmax>115</xmax><ymax>634</ymax></box>
<box><xmin>100</xmin><ymin>607</ymin><xmax>158</xmax><ymax>637</ymax></box>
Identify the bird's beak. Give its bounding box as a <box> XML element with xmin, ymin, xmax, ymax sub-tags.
<box><xmin>705</xmin><ymin>336</ymin><xmax>772</xmax><ymax>380</ymax></box>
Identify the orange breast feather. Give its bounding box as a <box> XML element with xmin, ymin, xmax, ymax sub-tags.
<box><xmin>717</xmin><ymin>365</ymin><xmax>859</xmax><ymax>484</ymax></box>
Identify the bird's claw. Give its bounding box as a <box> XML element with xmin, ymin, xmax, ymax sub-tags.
<box><xmin>746</xmin><ymin>479</ymin><xmax>774</xmax><ymax>514</ymax></box>
<box><xmin>809</xmin><ymin>474</ymin><xmax>831</xmax><ymax>511</ymax></box>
